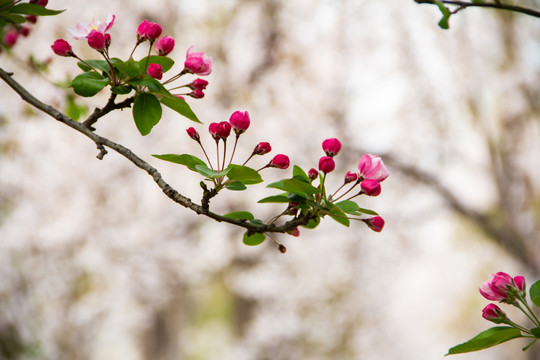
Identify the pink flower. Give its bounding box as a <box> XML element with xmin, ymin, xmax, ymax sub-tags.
<box><xmin>26</xmin><ymin>15</ymin><xmax>37</xmax><ymax>24</ymax></box>
<box><xmin>482</xmin><ymin>304</ymin><xmax>507</xmax><ymax>324</ymax></box>
<box><xmin>136</xmin><ymin>20</ymin><xmax>149</xmax><ymax>40</ymax></box>
<box><xmin>136</xmin><ymin>20</ymin><xmax>162</xmax><ymax>41</ymax></box>
<box><xmin>186</xmin><ymin>127</ymin><xmax>200</xmax><ymax>142</ymax></box>
<box><xmin>479</xmin><ymin>272</ymin><xmax>515</xmax><ymax>302</ymax></box>
<box><xmin>3</xmin><ymin>30</ymin><xmax>18</xmax><ymax>46</ymax></box>
<box><xmin>269</xmin><ymin>154</ymin><xmax>290</xmax><ymax>169</ymax></box>
<box><xmin>68</xmin><ymin>13</ymin><xmax>115</xmax><ymax>40</ymax></box>
<box><xmin>253</xmin><ymin>142</ymin><xmax>271</xmax><ymax>155</ymax></box>
<box><xmin>308</xmin><ymin>168</ymin><xmax>319</xmax><ymax>181</ymax></box>
<box><xmin>148</xmin><ymin>63</ymin><xmax>163</xmax><ymax>80</ymax></box>
<box><xmin>210</xmin><ymin>121</ymin><xmax>231</xmax><ymax>140</ymax></box>
<box><xmin>344</xmin><ymin>171</ymin><xmax>358</xmax><ymax>184</ymax></box>
<box><xmin>155</xmin><ymin>35</ymin><xmax>175</xmax><ymax>56</ymax></box>
<box><xmin>87</xmin><ymin>30</ymin><xmax>106</xmax><ymax>51</ymax></box>
<box><xmin>361</xmin><ymin>179</ymin><xmax>381</xmax><ymax>196</ymax></box>
<box><xmin>20</xmin><ymin>26</ymin><xmax>31</xmax><ymax>37</ymax></box>
<box><xmin>184</xmin><ymin>46</ymin><xmax>212</xmax><ymax>76</ymax></box>
<box><xmin>189</xmin><ymin>89</ymin><xmax>205</xmax><ymax>99</ymax></box>
<box><xmin>358</xmin><ymin>154</ymin><xmax>389</xmax><ymax>182</ymax></box>
<box><xmin>30</xmin><ymin>0</ymin><xmax>48</xmax><ymax>6</ymax></box>
<box><xmin>190</xmin><ymin>78</ymin><xmax>209</xmax><ymax>90</ymax></box>
<box><xmin>322</xmin><ymin>138</ymin><xmax>342</xmax><ymax>157</ymax></box>
<box><xmin>51</xmin><ymin>39</ymin><xmax>73</xmax><ymax>57</ymax></box>
<box><xmin>288</xmin><ymin>227</ymin><xmax>300</xmax><ymax>237</ymax></box>
<box><xmin>229</xmin><ymin>111</ymin><xmax>250</xmax><ymax>135</ymax></box>
<box><xmin>209</xmin><ymin>122</ymin><xmax>219</xmax><ymax>141</ymax></box>
<box><xmin>514</xmin><ymin>276</ymin><xmax>526</xmax><ymax>294</ymax></box>
<box><xmin>366</xmin><ymin>216</ymin><xmax>385</xmax><ymax>232</ymax></box>
<box><xmin>318</xmin><ymin>156</ymin><xmax>335</xmax><ymax>174</ymax></box>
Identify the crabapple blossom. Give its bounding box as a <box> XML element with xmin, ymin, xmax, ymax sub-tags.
<box><xmin>361</xmin><ymin>179</ymin><xmax>381</xmax><ymax>196</ymax></box>
<box><xmin>253</xmin><ymin>142</ymin><xmax>271</xmax><ymax>155</ymax></box>
<box><xmin>344</xmin><ymin>171</ymin><xmax>358</xmax><ymax>184</ymax></box>
<box><xmin>358</xmin><ymin>154</ymin><xmax>389</xmax><ymax>182</ymax></box>
<box><xmin>318</xmin><ymin>156</ymin><xmax>335</xmax><ymax>174</ymax></box>
<box><xmin>479</xmin><ymin>272</ymin><xmax>523</xmax><ymax>302</ymax></box>
<box><xmin>148</xmin><ymin>63</ymin><xmax>163</xmax><ymax>80</ymax></box>
<box><xmin>3</xmin><ymin>30</ymin><xmax>18</xmax><ymax>46</ymax></box>
<box><xmin>155</xmin><ymin>35</ymin><xmax>174</xmax><ymax>56</ymax></box>
<box><xmin>269</xmin><ymin>154</ymin><xmax>290</xmax><ymax>169</ymax></box>
<box><xmin>51</xmin><ymin>39</ymin><xmax>73</xmax><ymax>56</ymax></box>
<box><xmin>184</xmin><ymin>46</ymin><xmax>212</xmax><ymax>76</ymax></box>
<box><xmin>26</xmin><ymin>15</ymin><xmax>37</xmax><ymax>24</ymax></box>
<box><xmin>229</xmin><ymin>111</ymin><xmax>250</xmax><ymax>135</ymax></box>
<box><xmin>68</xmin><ymin>13</ymin><xmax>115</xmax><ymax>40</ymax></box>
<box><xmin>186</xmin><ymin>127</ymin><xmax>200</xmax><ymax>142</ymax></box>
<box><xmin>87</xmin><ymin>30</ymin><xmax>106</xmax><ymax>51</ymax></box>
<box><xmin>190</xmin><ymin>78</ymin><xmax>209</xmax><ymax>90</ymax></box>
<box><xmin>189</xmin><ymin>89</ymin><xmax>204</xmax><ymax>99</ymax></box>
<box><xmin>322</xmin><ymin>138</ymin><xmax>342</xmax><ymax>157</ymax></box>
<box><xmin>308</xmin><ymin>168</ymin><xmax>319</xmax><ymax>181</ymax></box>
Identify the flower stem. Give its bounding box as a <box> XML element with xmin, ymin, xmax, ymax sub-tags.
<box><xmin>228</xmin><ymin>135</ymin><xmax>239</xmax><ymax>167</ymax></box>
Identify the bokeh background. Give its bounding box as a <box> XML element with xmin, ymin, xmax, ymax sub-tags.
<box><xmin>1</xmin><ymin>0</ymin><xmax>540</xmax><ymax>359</ymax></box>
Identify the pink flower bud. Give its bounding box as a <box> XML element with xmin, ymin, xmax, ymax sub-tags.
<box><xmin>104</xmin><ymin>33</ymin><xmax>111</xmax><ymax>48</ymax></box>
<box><xmin>189</xmin><ymin>89</ymin><xmax>205</xmax><ymax>99</ymax></box>
<box><xmin>3</xmin><ymin>30</ymin><xmax>18</xmax><ymax>46</ymax></box>
<box><xmin>184</xmin><ymin>46</ymin><xmax>212</xmax><ymax>76</ymax></box>
<box><xmin>191</xmin><ymin>78</ymin><xmax>209</xmax><ymax>90</ymax></box>
<box><xmin>30</xmin><ymin>0</ymin><xmax>47</xmax><ymax>6</ymax></box>
<box><xmin>148</xmin><ymin>63</ymin><xmax>163</xmax><ymax>80</ymax></box>
<box><xmin>209</xmin><ymin>122</ymin><xmax>220</xmax><ymax>141</ymax></box>
<box><xmin>136</xmin><ymin>20</ymin><xmax>149</xmax><ymax>40</ymax></box>
<box><xmin>318</xmin><ymin>156</ymin><xmax>335</xmax><ymax>174</ymax></box>
<box><xmin>186</xmin><ymin>127</ymin><xmax>200</xmax><ymax>142</ymax></box>
<box><xmin>482</xmin><ymin>304</ymin><xmax>507</xmax><ymax>324</ymax></box>
<box><xmin>358</xmin><ymin>154</ymin><xmax>389</xmax><ymax>182</ymax></box>
<box><xmin>514</xmin><ymin>276</ymin><xmax>526</xmax><ymax>294</ymax></box>
<box><xmin>26</xmin><ymin>15</ymin><xmax>38</xmax><ymax>24</ymax></box>
<box><xmin>87</xmin><ymin>30</ymin><xmax>106</xmax><ymax>51</ymax></box>
<box><xmin>155</xmin><ymin>35</ymin><xmax>175</xmax><ymax>56</ymax></box>
<box><xmin>146</xmin><ymin>22</ymin><xmax>162</xmax><ymax>41</ymax></box>
<box><xmin>229</xmin><ymin>110</ymin><xmax>250</xmax><ymax>135</ymax></box>
<box><xmin>308</xmin><ymin>168</ymin><xmax>319</xmax><ymax>181</ymax></box>
<box><xmin>288</xmin><ymin>227</ymin><xmax>300</xmax><ymax>237</ymax></box>
<box><xmin>366</xmin><ymin>216</ymin><xmax>385</xmax><ymax>232</ymax></box>
<box><xmin>253</xmin><ymin>142</ymin><xmax>271</xmax><ymax>155</ymax></box>
<box><xmin>322</xmin><ymin>138</ymin><xmax>342</xmax><ymax>157</ymax></box>
<box><xmin>20</xmin><ymin>26</ymin><xmax>31</xmax><ymax>37</ymax></box>
<box><xmin>344</xmin><ymin>171</ymin><xmax>358</xmax><ymax>184</ymax></box>
<box><xmin>479</xmin><ymin>272</ymin><xmax>514</xmax><ymax>302</ymax></box>
<box><xmin>361</xmin><ymin>179</ymin><xmax>381</xmax><ymax>196</ymax></box>
<box><xmin>269</xmin><ymin>154</ymin><xmax>290</xmax><ymax>169</ymax></box>
<box><xmin>51</xmin><ymin>39</ymin><xmax>73</xmax><ymax>57</ymax></box>
<box><xmin>215</xmin><ymin>121</ymin><xmax>231</xmax><ymax>140</ymax></box>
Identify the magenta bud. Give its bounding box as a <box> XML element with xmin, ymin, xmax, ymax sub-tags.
<box><xmin>87</xmin><ymin>30</ymin><xmax>106</xmax><ymax>51</ymax></box>
<box><xmin>155</xmin><ymin>35</ymin><xmax>175</xmax><ymax>56</ymax></box>
<box><xmin>229</xmin><ymin>110</ymin><xmax>250</xmax><ymax>135</ymax></box>
<box><xmin>186</xmin><ymin>127</ymin><xmax>200</xmax><ymax>141</ymax></box>
<box><xmin>361</xmin><ymin>179</ymin><xmax>381</xmax><ymax>196</ymax></box>
<box><xmin>3</xmin><ymin>30</ymin><xmax>18</xmax><ymax>46</ymax></box>
<box><xmin>191</xmin><ymin>78</ymin><xmax>209</xmax><ymax>90</ymax></box>
<box><xmin>189</xmin><ymin>89</ymin><xmax>205</xmax><ymax>99</ymax></box>
<box><xmin>318</xmin><ymin>156</ymin><xmax>335</xmax><ymax>174</ymax></box>
<box><xmin>482</xmin><ymin>304</ymin><xmax>507</xmax><ymax>324</ymax></box>
<box><xmin>288</xmin><ymin>227</ymin><xmax>300</xmax><ymax>237</ymax></box>
<box><xmin>148</xmin><ymin>63</ymin><xmax>163</xmax><ymax>80</ymax></box>
<box><xmin>184</xmin><ymin>45</ymin><xmax>212</xmax><ymax>76</ymax></box>
<box><xmin>308</xmin><ymin>168</ymin><xmax>319</xmax><ymax>181</ymax></box>
<box><xmin>344</xmin><ymin>171</ymin><xmax>358</xmax><ymax>184</ymax></box>
<box><xmin>366</xmin><ymin>216</ymin><xmax>384</xmax><ymax>232</ymax></box>
<box><xmin>51</xmin><ymin>39</ymin><xmax>73</xmax><ymax>57</ymax></box>
<box><xmin>253</xmin><ymin>142</ymin><xmax>271</xmax><ymax>155</ymax></box>
<box><xmin>322</xmin><ymin>138</ymin><xmax>342</xmax><ymax>157</ymax></box>
<box><xmin>269</xmin><ymin>154</ymin><xmax>290</xmax><ymax>169</ymax></box>
<box><xmin>479</xmin><ymin>272</ymin><xmax>515</xmax><ymax>302</ymax></box>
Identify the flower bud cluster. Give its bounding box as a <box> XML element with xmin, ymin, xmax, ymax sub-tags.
<box><xmin>1</xmin><ymin>0</ymin><xmax>49</xmax><ymax>52</ymax></box>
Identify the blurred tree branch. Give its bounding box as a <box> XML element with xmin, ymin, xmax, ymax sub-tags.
<box><xmin>415</xmin><ymin>0</ymin><xmax>540</xmax><ymax>18</ymax></box>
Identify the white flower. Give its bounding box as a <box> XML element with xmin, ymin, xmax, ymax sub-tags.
<box><xmin>67</xmin><ymin>13</ymin><xmax>115</xmax><ymax>40</ymax></box>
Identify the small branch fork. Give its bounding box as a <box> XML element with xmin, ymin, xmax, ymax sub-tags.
<box><xmin>415</xmin><ymin>0</ymin><xmax>540</xmax><ymax>18</ymax></box>
<box><xmin>0</xmin><ymin>67</ymin><xmax>309</xmax><ymax>235</ymax></box>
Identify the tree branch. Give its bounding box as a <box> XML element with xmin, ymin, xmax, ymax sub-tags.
<box><xmin>0</xmin><ymin>67</ymin><xmax>309</xmax><ymax>236</ymax></box>
<box><xmin>82</xmin><ymin>92</ymin><xmax>135</xmax><ymax>130</ymax></box>
<box><xmin>415</xmin><ymin>0</ymin><xmax>540</xmax><ymax>18</ymax></box>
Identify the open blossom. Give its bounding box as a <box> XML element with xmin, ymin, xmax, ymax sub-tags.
<box><xmin>155</xmin><ymin>35</ymin><xmax>175</xmax><ymax>55</ymax></box>
<box><xmin>68</xmin><ymin>13</ymin><xmax>115</xmax><ymax>40</ymax></box>
<box><xmin>184</xmin><ymin>46</ymin><xmax>212</xmax><ymax>76</ymax></box>
<box><xmin>229</xmin><ymin>111</ymin><xmax>250</xmax><ymax>135</ymax></box>
<box><xmin>148</xmin><ymin>63</ymin><xmax>163</xmax><ymax>80</ymax></box>
<box><xmin>479</xmin><ymin>272</ymin><xmax>523</xmax><ymax>302</ymax></box>
<box><xmin>322</xmin><ymin>138</ymin><xmax>342</xmax><ymax>157</ymax></box>
<box><xmin>358</xmin><ymin>154</ymin><xmax>389</xmax><ymax>182</ymax></box>
<box><xmin>51</xmin><ymin>39</ymin><xmax>73</xmax><ymax>56</ymax></box>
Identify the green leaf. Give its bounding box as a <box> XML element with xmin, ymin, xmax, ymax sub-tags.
<box><xmin>132</xmin><ymin>93</ymin><xmax>162</xmax><ymax>136</ymax></box>
<box><xmin>225</xmin><ymin>181</ymin><xmax>247</xmax><ymax>191</ymax></box>
<box><xmin>77</xmin><ymin>59</ymin><xmax>112</xmax><ymax>73</ymax></box>
<box><xmin>128</xmin><ymin>76</ymin><xmax>166</xmax><ymax>93</ymax></box>
<box><xmin>243</xmin><ymin>232</ymin><xmax>266</xmax><ymax>246</ymax></box>
<box><xmin>0</xmin><ymin>0</ymin><xmax>15</xmax><ymax>6</ymax></box>
<box><xmin>302</xmin><ymin>216</ymin><xmax>321</xmax><ymax>229</ymax></box>
<box><xmin>194</xmin><ymin>164</ymin><xmax>230</xmax><ymax>179</ymax></box>
<box><xmin>70</xmin><ymin>72</ymin><xmax>109</xmax><ymax>97</ymax></box>
<box><xmin>114</xmin><ymin>57</ymin><xmax>141</xmax><ymax>78</ymax></box>
<box><xmin>152</xmin><ymin>154</ymin><xmax>206</xmax><ymax>171</ymax></box>
<box><xmin>139</xmin><ymin>56</ymin><xmax>175</xmax><ymax>73</ymax></box>
<box><xmin>531</xmin><ymin>327</ymin><xmax>540</xmax><ymax>339</ymax></box>
<box><xmin>267</xmin><ymin>178</ymin><xmax>321</xmax><ymax>199</ymax></box>
<box><xmin>111</xmin><ymin>85</ymin><xmax>133</xmax><ymax>95</ymax></box>
<box><xmin>326</xmin><ymin>203</ymin><xmax>350</xmax><ymax>227</ymax></box>
<box><xmin>224</xmin><ymin>211</ymin><xmax>255</xmax><ymax>221</ymax></box>
<box><xmin>159</xmin><ymin>94</ymin><xmax>201</xmax><ymax>123</ymax></box>
<box><xmin>335</xmin><ymin>200</ymin><xmax>360</xmax><ymax>214</ymax></box>
<box><xmin>292</xmin><ymin>165</ymin><xmax>311</xmax><ymax>183</ymax></box>
<box><xmin>8</xmin><ymin>3</ymin><xmax>64</xmax><ymax>16</ymax></box>
<box><xmin>530</xmin><ymin>280</ymin><xmax>540</xmax><ymax>308</ymax></box>
<box><xmin>250</xmin><ymin>219</ymin><xmax>265</xmax><ymax>225</ymax></box>
<box><xmin>356</xmin><ymin>207</ymin><xmax>379</xmax><ymax>216</ymax></box>
<box><xmin>0</xmin><ymin>13</ymin><xmax>25</xmax><ymax>24</ymax></box>
<box><xmin>258</xmin><ymin>194</ymin><xmax>291</xmax><ymax>203</ymax></box>
<box><xmin>446</xmin><ymin>326</ymin><xmax>523</xmax><ymax>355</ymax></box>
<box><xmin>434</xmin><ymin>0</ymin><xmax>451</xmax><ymax>29</ymax></box>
<box><xmin>226</xmin><ymin>164</ymin><xmax>263</xmax><ymax>185</ymax></box>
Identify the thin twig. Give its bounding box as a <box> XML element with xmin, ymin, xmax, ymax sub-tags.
<box><xmin>415</xmin><ymin>0</ymin><xmax>540</xmax><ymax>18</ymax></box>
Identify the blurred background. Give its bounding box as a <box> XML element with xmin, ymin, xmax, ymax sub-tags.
<box><xmin>1</xmin><ymin>0</ymin><xmax>540</xmax><ymax>359</ymax></box>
